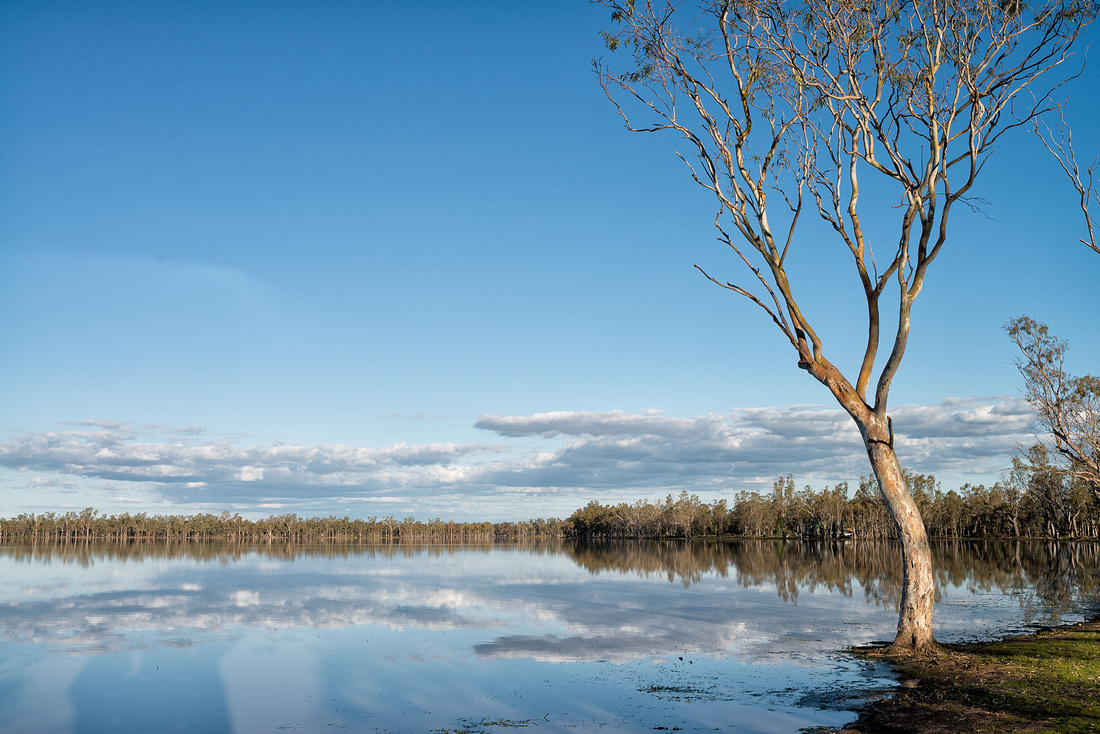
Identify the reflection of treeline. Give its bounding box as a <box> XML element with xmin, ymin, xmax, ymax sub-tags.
<box><xmin>0</xmin><ymin>538</ymin><xmax>564</xmax><ymax>565</ymax></box>
<box><xmin>2</xmin><ymin>534</ymin><xmax>1095</xmax><ymax>627</ymax></box>
<box><xmin>565</xmin><ymin>538</ymin><xmax>894</xmax><ymax>600</ymax></box>
<box><xmin>0</xmin><ymin>509</ymin><xmax>565</xmax><ymax>542</ymax></box>
<box><xmin>565</xmin><ymin>539</ymin><xmax>1100</xmax><ymax>624</ymax></box>
<box><xmin>565</xmin><ymin>470</ymin><xmax>1100</xmax><ymax>540</ymax></box>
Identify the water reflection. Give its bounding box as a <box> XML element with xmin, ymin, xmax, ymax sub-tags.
<box><xmin>1</xmin><ymin>539</ymin><xmax>1096</xmax><ymax>733</ymax></box>
<box><xmin>567</xmin><ymin>539</ymin><xmax>1100</xmax><ymax>628</ymax></box>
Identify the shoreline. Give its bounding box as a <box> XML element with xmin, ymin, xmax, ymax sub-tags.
<box><xmin>835</xmin><ymin>620</ymin><xmax>1100</xmax><ymax>733</ymax></box>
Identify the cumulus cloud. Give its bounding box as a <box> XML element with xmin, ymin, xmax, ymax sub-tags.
<box><xmin>475</xmin><ymin>410</ymin><xmax>703</xmax><ymax>439</ymax></box>
<box><xmin>238</xmin><ymin>466</ymin><xmax>264</xmax><ymax>482</ymax></box>
<box><xmin>0</xmin><ymin>426</ymin><xmax>498</xmax><ymax>484</ymax></box>
<box><xmin>472</xmin><ymin>398</ymin><xmax>1035</xmax><ymax>494</ymax></box>
<box><xmin>0</xmin><ymin>398</ymin><xmax>1037</xmax><ymax>518</ymax></box>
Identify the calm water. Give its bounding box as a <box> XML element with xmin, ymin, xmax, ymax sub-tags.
<box><xmin>1</xmin><ymin>540</ymin><xmax>1097</xmax><ymax>733</ymax></box>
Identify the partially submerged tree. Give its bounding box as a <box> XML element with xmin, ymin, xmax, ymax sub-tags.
<box><xmin>597</xmin><ymin>0</ymin><xmax>1096</xmax><ymax>652</ymax></box>
<box><xmin>1008</xmin><ymin>317</ymin><xmax>1100</xmax><ymax>503</ymax></box>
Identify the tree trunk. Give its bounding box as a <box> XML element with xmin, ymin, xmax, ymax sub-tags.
<box><xmin>823</xmin><ymin>371</ymin><xmax>938</xmax><ymax>653</ymax></box>
<box><xmin>863</xmin><ymin>427</ymin><xmax>937</xmax><ymax>653</ymax></box>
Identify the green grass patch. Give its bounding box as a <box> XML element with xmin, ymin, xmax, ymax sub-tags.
<box><xmin>843</xmin><ymin>622</ymin><xmax>1100</xmax><ymax>733</ymax></box>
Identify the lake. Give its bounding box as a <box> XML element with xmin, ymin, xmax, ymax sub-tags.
<box><xmin>1</xmin><ymin>539</ymin><xmax>1096</xmax><ymax>733</ymax></box>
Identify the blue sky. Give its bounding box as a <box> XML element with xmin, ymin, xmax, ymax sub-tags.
<box><xmin>2</xmin><ymin>1</ymin><xmax>1098</xmax><ymax>521</ymax></box>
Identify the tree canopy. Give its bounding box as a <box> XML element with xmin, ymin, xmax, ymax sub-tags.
<box><xmin>1008</xmin><ymin>316</ymin><xmax>1100</xmax><ymax>502</ymax></box>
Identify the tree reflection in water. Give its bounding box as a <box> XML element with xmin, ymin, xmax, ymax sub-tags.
<box><xmin>1</xmin><ymin>538</ymin><xmax>1097</xmax><ymax>733</ymax></box>
<box><xmin>2</xmin><ymin>537</ymin><xmax>1095</xmax><ymax>628</ymax></box>
<box><xmin>565</xmin><ymin>539</ymin><xmax>1100</xmax><ymax>627</ymax></box>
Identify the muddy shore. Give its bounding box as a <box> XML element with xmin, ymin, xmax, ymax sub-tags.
<box><xmin>835</xmin><ymin>620</ymin><xmax>1100</xmax><ymax>733</ymax></box>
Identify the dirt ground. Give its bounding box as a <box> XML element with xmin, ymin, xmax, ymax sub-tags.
<box><xmin>833</xmin><ymin>621</ymin><xmax>1100</xmax><ymax>733</ymax></box>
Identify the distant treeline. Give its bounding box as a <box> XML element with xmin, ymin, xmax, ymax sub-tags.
<box><xmin>566</xmin><ymin>467</ymin><xmax>1099</xmax><ymax>540</ymax></box>
<box><xmin>2</xmin><ymin>461</ymin><xmax>1096</xmax><ymax>542</ymax></box>
<box><xmin>0</xmin><ymin>510</ymin><xmax>565</xmax><ymax>543</ymax></box>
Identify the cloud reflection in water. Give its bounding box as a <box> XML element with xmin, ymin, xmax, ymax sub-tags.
<box><xmin>0</xmin><ymin>540</ymin><xmax>1094</xmax><ymax>733</ymax></box>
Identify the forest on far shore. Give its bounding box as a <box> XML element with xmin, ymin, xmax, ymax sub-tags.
<box><xmin>1</xmin><ymin>451</ymin><xmax>1095</xmax><ymax>542</ymax></box>
<box><xmin>568</xmin><ymin>467</ymin><xmax>1095</xmax><ymax>541</ymax></box>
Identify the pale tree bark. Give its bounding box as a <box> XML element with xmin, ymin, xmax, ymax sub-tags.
<box><xmin>598</xmin><ymin>0</ymin><xmax>1096</xmax><ymax>654</ymax></box>
<box><xmin>867</xmin><ymin>441</ymin><xmax>935</xmax><ymax>649</ymax></box>
<box><xmin>822</xmin><ymin>363</ymin><xmax>936</xmax><ymax>650</ymax></box>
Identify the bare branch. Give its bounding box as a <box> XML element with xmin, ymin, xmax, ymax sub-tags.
<box><xmin>1034</xmin><ymin>109</ymin><xmax>1100</xmax><ymax>255</ymax></box>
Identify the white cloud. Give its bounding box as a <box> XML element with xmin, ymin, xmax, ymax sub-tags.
<box><xmin>0</xmin><ymin>398</ymin><xmax>1037</xmax><ymax>519</ymax></box>
<box><xmin>475</xmin><ymin>409</ymin><xmax>703</xmax><ymax>439</ymax></box>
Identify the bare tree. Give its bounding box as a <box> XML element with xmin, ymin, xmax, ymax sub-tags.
<box><xmin>1008</xmin><ymin>316</ymin><xmax>1100</xmax><ymax>503</ymax></box>
<box><xmin>1035</xmin><ymin>111</ymin><xmax>1100</xmax><ymax>255</ymax></box>
<box><xmin>597</xmin><ymin>0</ymin><xmax>1096</xmax><ymax>653</ymax></box>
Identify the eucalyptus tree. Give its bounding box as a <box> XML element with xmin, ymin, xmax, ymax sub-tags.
<box><xmin>597</xmin><ymin>0</ymin><xmax>1095</xmax><ymax>652</ymax></box>
<box><xmin>1008</xmin><ymin>316</ymin><xmax>1100</xmax><ymax>505</ymax></box>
